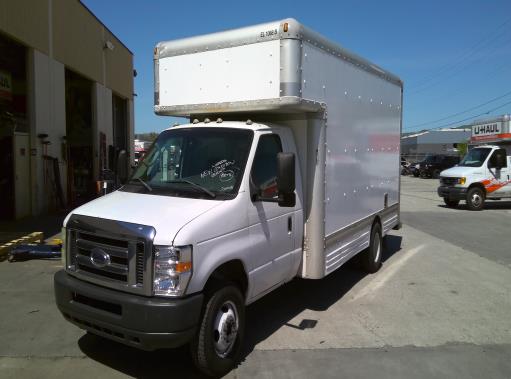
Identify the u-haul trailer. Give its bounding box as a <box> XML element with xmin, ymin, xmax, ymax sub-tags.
<box><xmin>55</xmin><ymin>18</ymin><xmax>403</xmax><ymax>376</ymax></box>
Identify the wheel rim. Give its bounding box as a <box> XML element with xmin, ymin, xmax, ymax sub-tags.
<box><xmin>213</xmin><ymin>300</ymin><xmax>239</xmax><ymax>358</ymax></box>
<box><xmin>471</xmin><ymin>193</ymin><xmax>482</xmax><ymax>207</ymax></box>
<box><xmin>374</xmin><ymin>232</ymin><xmax>381</xmax><ymax>263</ymax></box>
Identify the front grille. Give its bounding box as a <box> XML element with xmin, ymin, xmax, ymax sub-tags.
<box><xmin>441</xmin><ymin>177</ymin><xmax>458</xmax><ymax>186</ymax></box>
<box><xmin>66</xmin><ymin>215</ymin><xmax>155</xmax><ymax>296</ymax></box>
<box><xmin>75</xmin><ymin>231</ymin><xmax>131</xmax><ymax>283</ymax></box>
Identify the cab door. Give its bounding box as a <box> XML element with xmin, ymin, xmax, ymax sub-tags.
<box><xmin>487</xmin><ymin>148</ymin><xmax>511</xmax><ymax>197</ymax></box>
<box><xmin>247</xmin><ymin>132</ymin><xmax>295</xmax><ymax>299</ymax></box>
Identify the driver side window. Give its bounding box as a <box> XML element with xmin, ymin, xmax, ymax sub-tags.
<box><xmin>251</xmin><ymin>134</ymin><xmax>283</xmax><ymax>198</ymax></box>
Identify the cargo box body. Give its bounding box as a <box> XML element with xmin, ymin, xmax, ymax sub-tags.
<box><xmin>154</xmin><ymin>18</ymin><xmax>402</xmax><ymax>279</ymax></box>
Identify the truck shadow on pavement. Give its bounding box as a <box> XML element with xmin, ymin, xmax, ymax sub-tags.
<box><xmin>78</xmin><ymin>235</ymin><xmax>403</xmax><ymax>378</ymax></box>
<box><xmin>439</xmin><ymin>200</ymin><xmax>511</xmax><ymax>210</ymax></box>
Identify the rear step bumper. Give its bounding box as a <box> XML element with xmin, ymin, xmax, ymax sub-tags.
<box><xmin>54</xmin><ymin>270</ymin><xmax>203</xmax><ymax>350</ymax></box>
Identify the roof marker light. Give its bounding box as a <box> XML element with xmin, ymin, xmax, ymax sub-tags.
<box><xmin>283</xmin><ymin>23</ymin><xmax>289</xmax><ymax>33</ymax></box>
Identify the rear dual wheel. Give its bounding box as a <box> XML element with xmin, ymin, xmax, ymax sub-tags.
<box><xmin>361</xmin><ymin>222</ymin><xmax>383</xmax><ymax>273</ymax></box>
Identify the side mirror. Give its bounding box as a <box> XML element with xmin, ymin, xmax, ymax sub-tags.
<box><xmin>117</xmin><ymin>150</ymin><xmax>129</xmax><ymax>184</ymax></box>
<box><xmin>489</xmin><ymin>149</ymin><xmax>507</xmax><ymax>169</ymax></box>
<box><xmin>277</xmin><ymin>152</ymin><xmax>296</xmax><ymax>207</ymax></box>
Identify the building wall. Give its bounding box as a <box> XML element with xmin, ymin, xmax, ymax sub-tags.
<box><xmin>1</xmin><ymin>0</ymin><xmax>134</xmax><ymax>217</ymax></box>
<box><xmin>0</xmin><ymin>0</ymin><xmax>49</xmax><ymax>54</ymax></box>
<box><xmin>401</xmin><ymin>130</ymin><xmax>470</xmax><ymax>160</ymax></box>
<box><xmin>53</xmin><ymin>0</ymin><xmax>104</xmax><ymax>84</ymax></box>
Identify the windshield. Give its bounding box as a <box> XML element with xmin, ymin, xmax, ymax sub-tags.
<box><xmin>459</xmin><ymin>148</ymin><xmax>492</xmax><ymax>167</ymax></box>
<box><xmin>122</xmin><ymin>127</ymin><xmax>253</xmax><ymax>199</ymax></box>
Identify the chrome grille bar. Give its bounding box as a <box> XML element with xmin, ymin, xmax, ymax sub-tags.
<box><xmin>65</xmin><ymin>215</ymin><xmax>155</xmax><ymax>296</ymax></box>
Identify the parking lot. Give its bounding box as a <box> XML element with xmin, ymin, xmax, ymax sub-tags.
<box><xmin>1</xmin><ymin>176</ymin><xmax>510</xmax><ymax>378</ymax></box>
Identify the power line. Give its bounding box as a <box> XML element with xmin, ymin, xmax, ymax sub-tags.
<box><xmin>409</xmin><ymin>35</ymin><xmax>511</xmax><ymax>94</ymax></box>
<box><xmin>408</xmin><ymin>17</ymin><xmax>511</xmax><ymax>90</ymax></box>
<box><xmin>407</xmin><ymin>89</ymin><xmax>511</xmax><ymax>129</ymax></box>
<box><xmin>412</xmin><ymin>58</ymin><xmax>511</xmax><ymax>110</ymax></box>
<box><xmin>404</xmin><ymin>99</ymin><xmax>511</xmax><ymax>131</ymax></box>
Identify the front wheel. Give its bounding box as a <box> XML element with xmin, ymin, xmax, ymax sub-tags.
<box><xmin>190</xmin><ymin>285</ymin><xmax>245</xmax><ymax>377</ymax></box>
<box><xmin>466</xmin><ymin>187</ymin><xmax>485</xmax><ymax>211</ymax></box>
<box><xmin>361</xmin><ymin>222</ymin><xmax>383</xmax><ymax>273</ymax></box>
<box><xmin>443</xmin><ymin>198</ymin><xmax>459</xmax><ymax>208</ymax></box>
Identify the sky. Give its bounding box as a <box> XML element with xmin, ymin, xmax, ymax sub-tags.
<box><xmin>82</xmin><ymin>0</ymin><xmax>511</xmax><ymax>134</ymax></box>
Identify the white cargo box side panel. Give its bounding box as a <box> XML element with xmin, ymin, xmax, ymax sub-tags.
<box><xmin>158</xmin><ymin>40</ymin><xmax>281</xmax><ymax>106</ymax></box>
<box><xmin>301</xmin><ymin>42</ymin><xmax>401</xmax><ymax>251</ymax></box>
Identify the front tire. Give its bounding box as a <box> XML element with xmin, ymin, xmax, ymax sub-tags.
<box><xmin>443</xmin><ymin>198</ymin><xmax>459</xmax><ymax>208</ymax></box>
<box><xmin>466</xmin><ymin>187</ymin><xmax>485</xmax><ymax>211</ymax></box>
<box><xmin>190</xmin><ymin>285</ymin><xmax>245</xmax><ymax>377</ymax></box>
<box><xmin>361</xmin><ymin>222</ymin><xmax>383</xmax><ymax>273</ymax></box>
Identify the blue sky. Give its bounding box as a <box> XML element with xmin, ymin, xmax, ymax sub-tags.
<box><xmin>83</xmin><ymin>0</ymin><xmax>511</xmax><ymax>134</ymax></box>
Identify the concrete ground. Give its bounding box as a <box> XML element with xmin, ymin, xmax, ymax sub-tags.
<box><xmin>1</xmin><ymin>176</ymin><xmax>510</xmax><ymax>378</ymax></box>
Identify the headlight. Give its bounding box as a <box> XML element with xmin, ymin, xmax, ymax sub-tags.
<box><xmin>153</xmin><ymin>245</ymin><xmax>192</xmax><ymax>297</ymax></box>
<box><xmin>458</xmin><ymin>177</ymin><xmax>466</xmax><ymax>185</ymax></box>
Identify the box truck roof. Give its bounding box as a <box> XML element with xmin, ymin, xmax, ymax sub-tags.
<box><xmin>154</xmin><ymin>19</ymin><xmax>402</xmax><ymax>117</ymax></box>
<box><xmin>155</xmin><ymin>18</ymin><xmax>401</xmax><ymax>86</ymax></box>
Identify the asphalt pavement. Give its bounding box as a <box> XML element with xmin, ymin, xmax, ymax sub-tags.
<box><xmin>0</xmin><ymin>176</ymin><xmax>510</xmax><ymax>378</ymax></box>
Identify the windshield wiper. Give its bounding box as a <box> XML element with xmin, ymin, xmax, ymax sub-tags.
<box><xmin>165</xmin><ymin>179</ymin><xmax>216</xmax><ymax>198</ymax></box>
<box><xmin>132</xmin><ymin>177</ymin><xmax>153</xmax><ymax>192</ymax></box>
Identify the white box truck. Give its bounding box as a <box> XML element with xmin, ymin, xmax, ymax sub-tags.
<box><xmin>438</xmin><ymin>115</ymin><xmax>511</xmax><ymax>210</ymax></box>
<box><xmin>55</xmin><ymin>19</ymin><xmax>403</xmax><ymax>376</ymax></box>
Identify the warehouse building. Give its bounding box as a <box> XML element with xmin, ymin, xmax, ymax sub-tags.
<box><xmin>0</xmin><ymin>0</ymin><xmax>134</xmax><ymax>220</ymax></box>
<box><xmin>401</xmin><ymin>128</ymin><xmax>471</xmax><ymax>161</ymax></box>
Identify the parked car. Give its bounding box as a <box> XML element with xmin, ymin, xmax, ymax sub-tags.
<box><xmin>419</xmin><ymin>154</ymin><xmax>460</xmax><ymax>178</ymax></box>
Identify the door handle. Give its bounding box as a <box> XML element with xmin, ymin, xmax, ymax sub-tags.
<box><xmin>288</xmin><ymin>216</ymin><xmax>292</xmax><ymax>234</ymax></box>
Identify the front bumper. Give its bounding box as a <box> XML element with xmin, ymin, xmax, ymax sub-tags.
<box><xmin>54</xmin><ymin>270</ymin><xmax>203</xmax><ymax>350</ymax></box>
<box><xmin>437</xmin><ymin>186</ymin><xmax>467</xmax><ymax>201</ymax></box>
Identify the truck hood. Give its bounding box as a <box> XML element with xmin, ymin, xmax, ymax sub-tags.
<box><xmin>441</xmin><ymin>166</ymin><xmax>482</xmax><ymax>177</ymax></box>
<box><xmin>64</xmin><ymin>191</ymin><xmax>222</xmax><ymax>245</ymax></box>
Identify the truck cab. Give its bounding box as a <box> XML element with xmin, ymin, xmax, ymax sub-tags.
<box><xmin>438</xmin><ymin>144</ymin><xmax>510</xmax><ymax>210</ymax></box>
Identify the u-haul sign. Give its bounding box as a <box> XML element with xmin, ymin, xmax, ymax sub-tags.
<box><xmin>471</xmin><ymin>121</ymin><xmax>509</xmax><ymax>142</ymax></box>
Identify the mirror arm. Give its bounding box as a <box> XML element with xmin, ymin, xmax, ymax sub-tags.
<box><xmin>254</xmin><ymin>194</ymin><xmax>280</xmax><ymax>203</ymax></box>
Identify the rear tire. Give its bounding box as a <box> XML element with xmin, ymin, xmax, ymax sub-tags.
<box><xmin>361</xmin><ymin>222</ymin><xmax>383</xmax><ymax>273</ymax></box>
<box><xmin>432</xmin><ymin>169</ymin><xmax>441</xmax><ymax>179</ymax></box>
<box><xmin>190</xmin><ymin>285</ymin><xmax>245</xmax><ymax>377</ymax></box>
<box><xmin>443</xmin><ymin>198</ymin><xmax>459</xmax><ymax>208</ymax></box>
<box><xmin>466</xmin><ymin>187</ymin><xmax>485</xmax><ymax>211</ymax></box>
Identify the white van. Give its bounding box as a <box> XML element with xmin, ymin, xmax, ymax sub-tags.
<box><xmin>54</xmin><ymin>19</ymin><xmax>402</xmax><ymax>376</ymax></box>
<box><xmin>438</xmin><ymin>144</ymin><xmax>510</xmax><ymax>210</ymax></box>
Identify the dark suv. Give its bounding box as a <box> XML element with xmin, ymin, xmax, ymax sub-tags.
<box><xmin>419</xmin><ymin>154</ymin><xmax>460</xmax><ymax>178</ymax></box>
